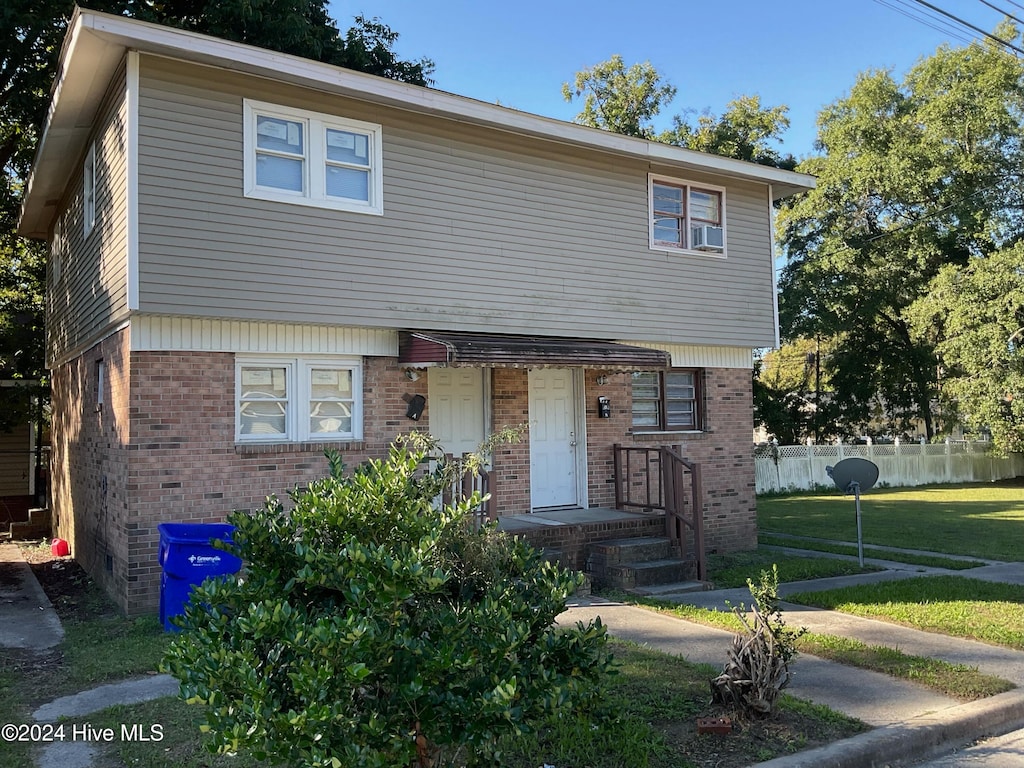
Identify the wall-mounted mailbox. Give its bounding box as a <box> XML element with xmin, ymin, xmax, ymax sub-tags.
<box><xmin>598</xmin><ymin>396</ymin><xmax>611</xmax><ymax>419</ymax></box>
<box><xmin>405</xmin><ymin>394</ymin><xmax>426</xmax><ymax>421</ymax></box>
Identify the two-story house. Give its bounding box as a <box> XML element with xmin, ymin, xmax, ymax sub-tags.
<box><xmin>19</xmin><ymin>9</ymin><xmax>815</xmax><ymax>615</ymax></box>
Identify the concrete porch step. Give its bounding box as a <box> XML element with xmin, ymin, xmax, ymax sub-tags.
<box><xmin>589</xmin><ymin>536</ymin><xmax>677</xmax><ymax>566</ymax></box>
<box><xmin>6</xmin><ymin>508</ymin><xmax>51</xmax><ymax>541</ymax></box>
<box><xmin>632</xmin><ymin>579</ymin><xmax>712</xmax><ymax>597</ymax></box>
<box><xmin>605</xmin><ymin>557</ymin><xmax>694</xmax><ymax>589</ymax></box>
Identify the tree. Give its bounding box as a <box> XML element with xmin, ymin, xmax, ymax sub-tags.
<box><xmin>753</xmin><ymin>338</ymin><xmax>840</xmax><ymax>443</ymax></box>
<box><xmin>0</xmin><ymin>1</ymin><xmax>75</xmax><ymax>425</ymax></box>
<box><xmin>562</xmin><ymin>55</ymin><xmax>676</xmax><ymax>138</ymax></box>
<box><xmin>659</xmin><ymin>95</ymin><xmax>796</xmax><ymax>169</ymax></box>
<box><xmin>0</xmin><ymin>0</ymin><xmax>432</xmax><ymax>431</ymax></box>
<box><xmin>128</xmin><ymin>1</ymin><xmax>433</xmax><ymax>85</ymax></box>
<box><xmin>777</xmin><ymin>27</ymin><xmax>1024</xmax><ymax>441</ymax></box>
<box><xmin>562</xmin><ymin>56</ymin><xmax>794</xmax><ymax>170</ymax></box>
<box><xmin>912</xmin><ymin>246</ymin><xmax>1024</xmax><ymax>453</ymax></box>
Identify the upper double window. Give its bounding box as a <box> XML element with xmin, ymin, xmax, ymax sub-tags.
<box><xmin>649</xmin><ymin>175</ymin><xmax>725</xmax><ymax>255</ymax></box>
<box><xmin>243</xmin><ymin>100</ymin><xmax>383</xmax><ymax>215</ymax></box>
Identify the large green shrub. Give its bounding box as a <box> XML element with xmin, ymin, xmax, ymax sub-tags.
<box><xmin>163</xmin><ymin>434</ymin><xmax>611</xmax><ymax>767</ymax></box>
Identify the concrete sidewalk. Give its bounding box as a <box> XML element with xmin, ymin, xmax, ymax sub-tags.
<box><xmin>0</xmin><ymin>543</ymin><xmax>63</xmax><ymax>651</ymax></box>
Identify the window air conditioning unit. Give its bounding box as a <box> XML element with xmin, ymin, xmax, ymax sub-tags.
<box><xmin>691</xmin><ymin>225</ymin><xmax>724</xmax><ymax>251</ymax></box>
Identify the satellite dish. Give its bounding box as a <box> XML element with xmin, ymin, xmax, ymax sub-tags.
<box><xmin>827</xmin><ymin>458</ymin><xmax>879</xmax><ymax>494</ymax></box>
<box><xmin>824</xmin><ymin>457</ymin><xmax>880</xmax><ymax>568</ymax></box>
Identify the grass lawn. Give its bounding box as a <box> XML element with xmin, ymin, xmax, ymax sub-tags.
<box><xmin>757</xmin><ymin>480</ymin><xmax>1024</xmax><ymax>562</ymax></box>
<box><xmin>617</xmin><ymin>593</ymin><xmax>1014</xmax><ymax>701</ymax></box>
<box><xmin>787</xmin><ymin>576</ymin><xmax>1024</xmax><ymax>650</ymax></box>
<box><xmin>706</xmin><ymin>547</ymin><xmax>881</xmax><ymax>589</ymax></box>
<box><xmin>758</xmin><ymin>534</ymin><xmax>986</xmax><ymax>571</ymax></box>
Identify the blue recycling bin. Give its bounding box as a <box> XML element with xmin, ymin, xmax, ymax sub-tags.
<box><xmin>158</xmin><ymin>522</ymin><xmax>242</xmax><ymax>631</ymax></box>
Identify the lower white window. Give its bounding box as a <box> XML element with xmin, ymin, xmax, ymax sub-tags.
<box><xmin>236</xmin><ymin>357</ymin><xmax>362</xmax><ymax>442</ymax></box>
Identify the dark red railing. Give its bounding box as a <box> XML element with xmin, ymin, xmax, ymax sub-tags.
<box><xmin>612</xmin><ymin>444</ymin><xmax>706</xmax><ymax>580</ymax></box>
<box><xmin>441</xmin><ymin>453</ymin><xmax>495</xmax><ymax>531</ymax></box>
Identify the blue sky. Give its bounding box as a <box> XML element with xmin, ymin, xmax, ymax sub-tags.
<box><xmin>331</xmin><ymin>0</ymin><xmax>1012</xmax><ymax>159</ymax></box>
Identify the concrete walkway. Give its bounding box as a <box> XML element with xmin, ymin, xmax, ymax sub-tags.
<box><xmin>566</xmin><ymin>557</ymin><xmax>1024</xmax><ymax>767</ymax></box>
<box><xmin>0</xmin><ymin>543</ymin><xmax>177</xmax><ymax>768</ymax></box>
<box><xmin>5</xmin><ymin>540</ymin><xmax>1024</xmax><ymax>767</ymax></box>
<box><xmin>0</xmin><ymin>543</ymin><xmax>63</xmax><ymax>651</ymax></box>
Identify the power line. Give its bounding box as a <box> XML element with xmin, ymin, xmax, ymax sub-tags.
<box><xmin>907</xmin><ymin>0</ymin><xmax>1024</xmax><ymax>54</ymax></box>
<box><xmin>974</xmin><ymin>0</ymin><xmax>1024</xmax><ymax>27</ymax></box>
<box><xmin>872</xmin><ymin>0</ymin><xmax>976</xmax><ymax>44</ymax></box>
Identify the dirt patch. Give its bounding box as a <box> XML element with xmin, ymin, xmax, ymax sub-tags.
<box><xmin>15</xmin><ymin>540</ymin><xmax>116</xmax><ymax>624</ymax></box>
<box><xmin>659</xmin><ymin>709</ymin><xmax>865</xmax><ymax>767</ymax></box>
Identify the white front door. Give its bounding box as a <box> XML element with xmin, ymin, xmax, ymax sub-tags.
<box><xmin>428</xmin><ymin>368</ymin><xmax>486</xmax><ymax>458</ymax></box>
<box><xmin>529</xmin><ymin>368</ymin><xmax>580</xmax><ymax>508</ymax></box>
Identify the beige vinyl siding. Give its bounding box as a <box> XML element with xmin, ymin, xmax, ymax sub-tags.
<box><xmin>47</xmin><ymin>61</ymin><xmax>130</xmax><ymax>365</ymax></box>
<box><xmin>136</xmin><ymin>56</ymin><xmax>777</xmax><ymax>347</ymax></box>
<box><xmin>0</xmin><ymin>421</ymin><xmax>31</xmax><ymax>495</ymax></box>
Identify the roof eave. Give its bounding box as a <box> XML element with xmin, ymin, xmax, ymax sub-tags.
<box><xmin>19</xmin><ymin>8</ymin><xmax>816</xmax><ymax>239</ymax></box>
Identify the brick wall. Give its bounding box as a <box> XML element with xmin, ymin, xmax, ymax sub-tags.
<box><xmin>489</xmin><ymin>368</ymin><xmax>530</xmax><ymax>516</ymax></box>
<box><xmin>54</xmin><ymin>344</ymin><xmax>431</xmax><ymax>615</ymax></box>
<box><xmin>51</xmin><ymin>329</ymin><xmax>132</xmax><ymax>605</ymax></box>
<box><xmin>53</xmin><ymin>344</ymin><xmax>755</xmax><ymax>614</ymax></box>
<box><xmin>583</xmin><ymin>367</ymin><xmax>757</xmax><ymax>555</ymax></box>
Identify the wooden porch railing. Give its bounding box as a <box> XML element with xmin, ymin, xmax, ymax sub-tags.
<box><xmin>612</xmin><ymin>444</ymin><xmax>706</xmax><ymax>580</ymax></box>
<box><xmin>441</xmin><ymin>453</ymin><xmax>495</xmax><ymax>531</ymax></box>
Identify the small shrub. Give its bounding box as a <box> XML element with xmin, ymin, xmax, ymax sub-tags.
<box><xmin>163</xmin><ymin>433</ymin><xmax>611</xmax><ymax>768</ymax></box>
<box><xmin>711</xmin><ymin>565</ymin><xmax>807</xmax><ymax>717</ymax></box>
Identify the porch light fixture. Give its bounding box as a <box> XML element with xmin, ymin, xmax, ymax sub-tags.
<box><xmin>596</xmin><ymin>375</ymin><xmax>609</xmax><ymax>386</ymax></box>
<box><xmin>405</xmin><ymin>368</ymin><xmax>421</xmax><ymax>381</ymax></box>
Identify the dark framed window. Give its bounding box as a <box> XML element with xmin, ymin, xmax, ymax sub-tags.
<box><xmin>631</xmin><ymin>369</ymin><xmax>701</xmax><ymax>430</ymax></box>
<box><xmin>649</xmin><ymin>176</ymin><xmax>725</xmax><ymax>253</ymax></box>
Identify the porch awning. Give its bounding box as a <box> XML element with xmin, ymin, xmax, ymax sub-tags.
<box><xmin>398</xmin><ymin>331</ymin><xmax>670</xmax><ymax>369</ymax></box>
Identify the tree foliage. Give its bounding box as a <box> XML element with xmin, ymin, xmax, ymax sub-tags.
<box><xmin>777</xmin><ymin>27</ymin><xmax>1024</xmax><ymax>441</ymax></box>
<box><xmin>660</xmin><ymin>95</ymin><xmax>795</xmax><ymax>169</ymax></box>
<box><xmin>128</xmin><ymin>1</ymin><xmax>433</xmax><ymax>85</ymax></box>
<box><xmin>163</xmin><ymin>434</ymin><xmax>611</xmax><ymax>767</ymax></box>
<box><xmin>561</xmin><ymin>56</ymin><xmax>793</xmax><ymax>168</ymax></box>
<box><xmin>561</xmin><ymin>54</ymin><xmax>676</xmax><ymax>139</ymax></box>
<box><xmin>754</xmin><ymin>338</ymin><xmax>840</xmax><ymax>444</ymax></box>
<box><xmin>912</xmin><ymin>246</ymin><xmax>1024</xmax><ymax>453</ymax></box>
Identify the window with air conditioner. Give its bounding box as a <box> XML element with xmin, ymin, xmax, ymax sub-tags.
<box><xmin>649</xmin><ymin>175</ymin><xmax>725</xmax><ymax>255</ymax></box>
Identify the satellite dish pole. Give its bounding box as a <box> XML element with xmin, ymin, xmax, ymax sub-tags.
<box><xmin>826</xmin><ymin>458</ymin><xmax>879</xmax><ymax>569</ymax></box>
<box><xmin>850</xmin><ymin>478</ymin><xmax>864</xmax><ymax>567</ymax></box>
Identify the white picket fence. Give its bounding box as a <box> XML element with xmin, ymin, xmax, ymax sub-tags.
<box><xmin>754</xmin><ymin>441</ymin><xmax>1024</xmax><ymax>494</ymax></box>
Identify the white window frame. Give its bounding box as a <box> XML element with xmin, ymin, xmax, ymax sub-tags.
<box><xmin>83</xmin><ymin>142</ymin><xmax>96</xmax><ymax>238</ymax></box>
<box><xmin>96</xmin><ymin>360</ymin><xmax>105</xmax><ymax>410</ymax></box>
<box><xmin>243</xmin><ymin>100</ymin><xmax>383</xmax><ymax>215</ymax></box>
<box><xmin>52</xmin><ymin>218</ymin><xmax>65</xmax><ymax>285</ymax></box>
<box><xmin>235</xmin><ymin>356</ymin><xmax>363</xmax><ymax>443</ymax></box>
<box><xmin>648</xmin><ymin>174</ymin><xmax>727</xmax><ymax>257</ymax></box>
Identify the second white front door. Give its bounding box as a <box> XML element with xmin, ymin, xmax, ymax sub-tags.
<box><xmin>428</xmin><ymin>368</ymin><xmax>486</xmax><ymax>458</ymax></box>
<box><xmin>529</xmin><ymin>367</ymin><xmax>580</xmax><ymax>508</ymax></box>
